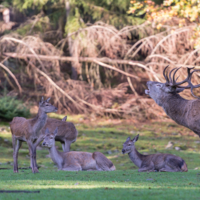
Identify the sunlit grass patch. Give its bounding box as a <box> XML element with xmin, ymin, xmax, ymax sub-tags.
<box><xmin>0</xmin><ymin>116</ymin><xmax>200</xmax><ymax>199</ymax></box>
<box><xmin>0</xmin><ymin>170</ymin><xmax>200</xmax><ymax>200</ymax></box>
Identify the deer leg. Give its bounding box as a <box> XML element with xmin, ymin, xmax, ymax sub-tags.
<box><xmin>62</xmin><ymin>140</ymin><xmax>71</xmax><ymax>152</ymax></box>
<box><xmin>159</xmin><ymin>163</ymin><xmax>181</xmax><ymax>172</ymax></box>
<box><xmin>31</xmin><ymin>137</ymin><xmax>43</xmax><ymax>170</ymax></box>
<box><xmin>159</xmin><ymin>167</ymin><xmax>180</xmax><ymax>172</ymax></box>
<box><xmin>27</xmin><ymin>141</ymin><xmax>38</xmax><ymax>173</ymax></box>
<box><xmin>138</xmin><ymin>163</ymin><xmax>155</xmax><ymax>172</ymax></box>
<box><xmin>13</xmin><ymin>138</ymin><xmax>22</xmax><ymax>173</ymax></box>
<box><xmin>62</xmin><ymin>166</ymin><xmax>82</xmax><ymax>171</ymax></box>
<box><xmin>32</xmin><ymin>146</ymin><xmax>39</xmax><ymax>173</ymax></box>
<box><xmin>61</xmin><ymin>143</ymin><xmax>65</xmax><ymax>152</ymax></box>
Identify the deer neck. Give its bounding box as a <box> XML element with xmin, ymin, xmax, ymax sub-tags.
<box><xmin>48</xmin><ymin>144</ymin><xmax>63</xmax><ymax>169</ymax></box>
<box><xmin>128</xmin><ymin>146</ymin><xmax>143</xmax><ymax>168</ymax></box>
<box><xmin>161</xmin><ymin>93</ymin><xmax>188</xmax><ymax>125</ymax></box>
<box><xmin>32</xmin><ymin>108</ymin><xmax>47</xmax><ymax>136</ymax></box>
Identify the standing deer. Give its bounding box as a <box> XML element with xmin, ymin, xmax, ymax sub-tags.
<box><xmin>10</xmin><ymin>97</ymin><xmax>57</xmax><ymax>173</ymax></box>
<box><xmin>122</xmin><ymin>135</ymin><xmax>188</xmax><ymax>172</ymax></box>
<box><xmin>42</xmin><ymin>128</ymin><xmax>116</xmax><ymax>171</ymax></box>
<box><xmin>27</xmin><ymin>115</ymin><xmax>78</xmax><ymax>169</ymax></box>
<box><xmin>41</xmin><ymin>115</ymin><xmax>78</xmax><ymax>152</ymax></box>
<box><xmin>145</xmin><ymin>66</ymin><xmax>200</xmax><ymax>137</ymax></box>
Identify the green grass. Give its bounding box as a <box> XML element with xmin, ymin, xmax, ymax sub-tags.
<box><xmin>0</xmin><ymin>170</ymin><xmax>200</xmax><ymax>200</ymax></box>
<box><xmin>0</xmin><ymin>115</ymin><xmax>200</xmax><ymax>199</ymax></box>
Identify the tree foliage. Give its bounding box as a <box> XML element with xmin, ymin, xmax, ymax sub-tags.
<box><xmin>128</xmin><ymin>0</ymin><xmax>200</xmax><ymax>48</ymax></box>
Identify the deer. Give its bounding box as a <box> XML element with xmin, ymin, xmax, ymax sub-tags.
<box><xmin>42</xmin><ymin>127</ymin><xmax>116</xmax><ymax>171</ymax></box>
<box><xmin>41</xmin><ymin>115</ymin><xmax>78</xmax><ymax>152</ymax></box>
<box><xmin>10</xmin><ymin>97</ymin><xmax>58</xmax><ymax>173</ymax></box>
<box><xmin>25</xmin><ymin>115</ymin><xmax>78</xmax><ymax>169</ymax></box>
<box><xmin>122</xmin><ymin>135</ymin><xmax>188</xmax><ymax>172</ymax></box>
<box><xmin>145</xmin><ymin>66</ymin><xmax>200</xmax><ymax>137</ymax></box>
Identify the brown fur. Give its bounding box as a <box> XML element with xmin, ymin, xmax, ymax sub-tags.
<box><xmin>40</xmin><ymin>117</ymin><xmax>78</xmax><ymax>152</ymax></box>
<box><xmin>43</xmin><ymin>118</ymin><xmax>77</xmax><ymax>141</ymax></box>
<box><xmin>92</xmin><ymin>152</ymin><xmax>115</xmax><ymax>171</ymax></box>
<box><xmin>181</xmin><ymin>162</ymin><xmax>188</xmax><ymax>172</ymax></box>
<box><xmin>122</xmin><ymin>135</ymin><xmax>188</xmax><ymax>172</ymax></box>
<box><xmin>10</xmin><ymin>97</ymin><xmax>57</xmax><ymax>173</ymax></box>
<box><xmin>43</xmin><ymin>129</ymin><xmax>116</xmax><ymax>171</ymax></box>
<box><xmin>146</xmin><ymin>67</ymin><xmax>200</xmax><ymax>137</ymax></box>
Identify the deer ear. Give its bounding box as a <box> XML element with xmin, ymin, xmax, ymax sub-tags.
<box><xmin>39</xmin><ymin>97</ymin><xmax>44</xmax><ymax>106</ymax></box>
<box><xmin>132</xmin><ymin>134</ymin><xmax>139</xmax><ymax>142</ymax></box>
<box><xmin>62</xmin><ymin>116</ymin><xmax>67</xmax><ymax>121</ymax></box>
<box><xmin>176</xmin><ymin>88</ymin><xmax>185</xmax><ymax>93</ymax></box>
<box><xmin>46</xmin><ymin>97</ymin><xmax>51</xmax><ymax>102</ymax></box>
<box><xmin>53</xmin><ymin>127</ymin><xmax>58</xmax><ymax>136</ymax></box>
<box><xmin>126</xmin><ymin>137</ymin><xmax>131</xmax><ymax>142</ymax></box>
<box><xmin>45</xmin><ymin>128</ymin><xmax>50</xmax><ymax>134</ymax></box>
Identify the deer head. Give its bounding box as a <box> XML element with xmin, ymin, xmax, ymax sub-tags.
<box><xmin>42</xmin><ymin>127</ymin><xmax>58</xmax><ymax>148</ymax></box>
<box><xmin>122</xmin><ymin>134</ymin><xmax>139</xmax><ymax>154</ymax></box>
<box><xmin>39</xmin><ymin>97</ymin><xmax>58</xmax><ymax>113</ymax></box>
<box><xmin>145</xmin><ymin>66</ymin><xmax>200</xmax><ymax>106</ymax></box>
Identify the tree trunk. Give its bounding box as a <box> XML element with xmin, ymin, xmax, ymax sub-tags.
<box><xmin>65</xmin><ymin>0</ymin><xmax>78</xmax><ymax>80</ymax></box>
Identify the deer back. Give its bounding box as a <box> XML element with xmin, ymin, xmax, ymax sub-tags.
<box><xmin>42</xmin><ymin>118</ymin><xmax>78</xmax><ymax>141</ymax></box>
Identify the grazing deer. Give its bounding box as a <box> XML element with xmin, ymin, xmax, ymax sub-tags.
<box><xmin>42</xmin><ymin>128</ymin><xmax>116</xmax><ymax>171</ymax></box>
<box><xmin>122</xmin><ymin>135</ymin><xmax>188</xmax><ymax>172</ymax></box>
<box><xmin>10</xmin><ymin>97</ymin><xmax>57</xmax><ymax>173</ymax></box>
<box><xmin>145</xmin><ymin>66</ymin><xmax>200</xmax><ymax>137</ymax></box>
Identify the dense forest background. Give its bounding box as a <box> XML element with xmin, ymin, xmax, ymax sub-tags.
<box><xmin>0</xmin><ymin>0</ymin><xmax>200</xmax><ymax>121</ymax></box>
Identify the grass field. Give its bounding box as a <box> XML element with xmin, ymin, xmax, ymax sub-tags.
<box><xmin>0</xmin><ymin>114</ymin><xmax>200</xmax><ymax>199</ymax></box>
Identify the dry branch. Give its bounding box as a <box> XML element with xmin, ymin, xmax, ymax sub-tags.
<box><xmin>3</xmin><ymin>52</ymin><xmax>146</xmax><ymax>79</ymax></box>
<box><xmin>0</xmin><ymin>62</ymin><xmax>22</xmax><ymax>94</ymax></box>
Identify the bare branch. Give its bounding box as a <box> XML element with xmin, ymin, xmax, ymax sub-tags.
<box><xmin>0</xmin><ymin>62</ymin><xmax>22</xmax><ymax>94</ymax></box>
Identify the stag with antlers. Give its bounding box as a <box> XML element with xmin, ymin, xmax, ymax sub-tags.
<box><xmin>145</xmin><ymin>66</ymin><xmax>200</xmax><ymax>137</ymax></box>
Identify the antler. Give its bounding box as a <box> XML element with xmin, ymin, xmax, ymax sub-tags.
<box><xmin>163</xmin><ymin>66</ymin><xmax>200</xmax><ymax>98</ymax></box>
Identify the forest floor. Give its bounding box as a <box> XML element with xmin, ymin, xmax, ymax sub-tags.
<box><xmin>0</xmin><ymin>113</ymin><xmax>200</xmax><ymax>199</ymax></box>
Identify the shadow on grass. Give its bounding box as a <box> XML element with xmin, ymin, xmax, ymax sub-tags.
<box><xmin>0</xmin><ymin>186</ymin><xmax>200</xmax><ymax>200</ymax></box>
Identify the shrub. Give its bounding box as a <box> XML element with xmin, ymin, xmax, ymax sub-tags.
<box><xmin>0</xmin><ymin>96</ymin><xmax>30</xmax><ymax>121</ymax></box>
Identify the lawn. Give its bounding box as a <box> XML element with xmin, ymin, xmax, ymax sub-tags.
<box><xmin>0</xmin><ymin>114</ymin><xmax>200</xmax><ymax>199</ymax></box>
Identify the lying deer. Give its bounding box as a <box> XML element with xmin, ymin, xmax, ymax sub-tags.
<box><xmin>146</xmin><ymin>66</ymin><xmax>200</xmax><ymax>137</ymax></box>
<box><xmin>42</xmin><ymin>128</ymin><xmax>116</xmax><ymax>171</ymax></box>
<box><xmin>10</xmin><ymin>97</ymin><xmax>57</xmax><ymax>173</ymax></box>
<box><xmin>122</xmin><ymin>135</ymin><xmax>188</xmax><ymax>172</ymax></box>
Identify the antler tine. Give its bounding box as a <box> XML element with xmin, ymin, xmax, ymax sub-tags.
<box><xmin>168</xmin><ymin>68</ymin><xmax>177</xmax><ymax>84</ymax></box>
<box><xmin>175</xmin><ymin>75</ymin><xmax>180</xmax><ymax>82</ymax></box>
<box><xmin>172</xmin><ymin>67</ymin><xmax>194</xmax><ymax>87</ymax></box>
<box><xmin>172</xmin><ymin>67</ymin><xmax>181</xmax><ymax>84</ymax></box>
<box><xmin>188</xmin><ymin>69</ymin><xmax>200</xmax><ymax>98</ymax></box>
<box><xmin>163</xmin><ymin>65</ymin><xmax>170</xmax><ymax>83</ymax></box>
<box><xmin>176</xmin><ymin>68</ymin><xmax>200</xmax><ymax>98</ymax></box>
